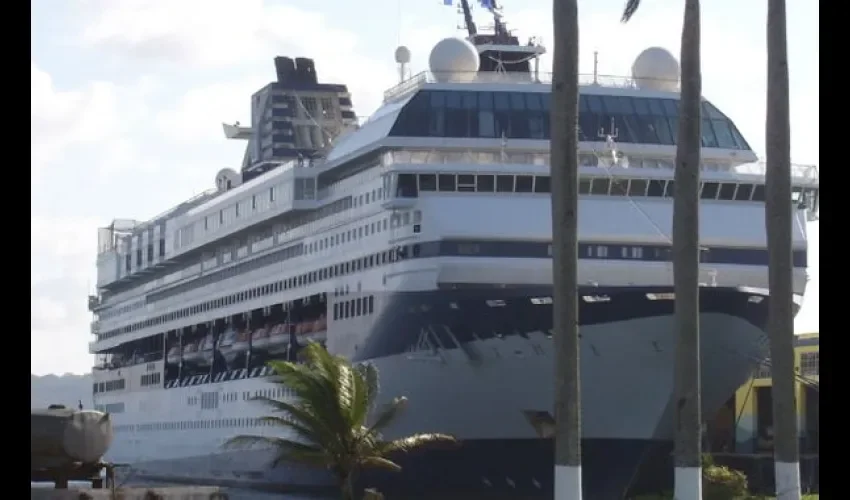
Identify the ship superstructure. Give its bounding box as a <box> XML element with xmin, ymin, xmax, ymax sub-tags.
<box><xmin>88</xmin><ymin>2</ymin><xmax>818</xmax><ymax>497</ymax></box>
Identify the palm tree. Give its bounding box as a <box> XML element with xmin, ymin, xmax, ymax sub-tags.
<box><xmin>549</xmin><ymin>0</ymin><xmax>582</xmax><ymax>498</ymax></box>
<box><xmin>765</xmin><ymin>1</ymin><xmax>801</xmax><ymax>498</ymax></box>
<box><xmin>622</xmin><ymin>1</ymin><xmax>704</xmax><ymax>499</ymax></box>
<box><xmin>224</xmin><ymin>343</ymin><xmax>455</xmax><ymax>499</ymax></box>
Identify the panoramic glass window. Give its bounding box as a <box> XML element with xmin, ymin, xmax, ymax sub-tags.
<box><xmin>389</xmin><ymin>90</ymin><xmax>752</xmax><ymax>150</ymax></box>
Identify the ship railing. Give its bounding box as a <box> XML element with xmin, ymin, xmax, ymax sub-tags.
<box><xmin>379</xmin><ymin>148</ymin><xmax>819</xmax><ymax>182</ymax></box>
<box><xmin>97</xmin><ymin>219</ymin><xmax>140</xmax><ymax>255</ymax></box>
<box><xmin>383</xmin><ymin>71</ymin><xmax>662</xmax><ymax>102</ymax></box>
<box><xmin>93</xmin><ymin>350</ymin><xmax>162</xmax><ymax>371</ymax></box>
<box><xmin>734</xmin><ymin>161</ymin><xmax>819</xmax><ymax>183</ymax></box>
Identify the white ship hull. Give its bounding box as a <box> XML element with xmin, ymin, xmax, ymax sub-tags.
<box><xmin>101</xmin><ymin>285</ymin><xmax>773</xmax><ymax>498</ymax></box>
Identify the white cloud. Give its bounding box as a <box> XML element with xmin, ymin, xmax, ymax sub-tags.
<box><xmin>156</xmin><ymin>80</ymin><xmax>262</xmax><ymax>144</ymax></box>
<box><xmin>31</xmin><ymin>215</ymin><xmax>100</xmax><ymax>375</ymax></box>
<box><xmin>31</xmin><ymin>63</ymin><xmax>120</xmax><ymax>184</ymax></box>
<box><xmin>81</xmin><ymin>1</ymin><xmax>396</xmax><ymax>118</ymax></box>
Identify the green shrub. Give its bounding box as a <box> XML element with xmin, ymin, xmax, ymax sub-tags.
<box><xmin>702</xmin><ymin>456</ymin><xmax>748</xmax><ymax>500</ymax></box>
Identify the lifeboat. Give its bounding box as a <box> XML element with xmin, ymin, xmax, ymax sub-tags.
<box><xmin>267</xmin><ymin>323</ymin><xmax>289</xmax><ymax>354</ymax></box>
<box><xmin>182</xmin><ymin>340</ymin><xmax>202</xmax><ymax>364</ymax></box>
<box><xmin>217</xmin><ymin>328</ymin><xmax>237</xmax><ymax>355</ymax></box>
<box><xmin>231</xmin><ymin>329</ymin><xmax>250</xmax><ymax>354</ymax></box>
<box><xmin>251</xmin><ymin>327</ymin><xmax>270</xmax><ymax>350</ymax></box>
<box><xmin>221</xmin><ymin>329</ymin><xmax>249</xmax><ymax>364</ymax></box>
<box><xmin>312</xmin><ymin>315</ymin><xmax>328</xmax><ymax>341</ymax></box>
<box><xmin>199</xmin><ymin>333</ymin><xmax>216</xmax><ymax>365</ymax></box>
<box><xmin>166</xmin><ymin>346</ymin><xmax>181</xmax><ymax>365</ymax></box>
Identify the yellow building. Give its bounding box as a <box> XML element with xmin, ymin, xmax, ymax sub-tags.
<box><xmin>730</xmin><ymin>332</ymin><xmax>819</xmax><ymax>454</ymax></box>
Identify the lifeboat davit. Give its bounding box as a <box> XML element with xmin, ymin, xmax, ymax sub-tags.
<box><xmin>252</xmin><ymin>327</ymin><xmax>270</xmax><ymax>350</ymax></box>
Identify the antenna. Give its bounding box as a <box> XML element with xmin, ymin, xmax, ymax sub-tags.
<box><xmin>597</xmin><ymin>119</ymin><xmax>621</xmax><ymax>168</ymax></box>
<box><xmin>593</xmin><ymin>51</ymin><xmax>599</xmax><ymax>85</ymax></box>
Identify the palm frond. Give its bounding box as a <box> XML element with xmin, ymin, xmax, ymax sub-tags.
<box><xmin>367</xmin><ymin>396</ymin><xmax>408</xmax><ymax>435</ymax></box>
<box><xmin>353</xmin><ymin>362</ymin><xmax>380</xmax><ymax>418</ymax></box>
<box><xmin>378</xmin><ymin>433</ymin><xmax>457</xmax><ymax>454</ymax></box>
<box><xmin>359</xmin><ymin>456</ymin><xmax>402</xmax><ymax>472</ymax></box>
<box><xmin>346</xmin><ymin>364</ymin><xmax>370</xmax><ymax>428</ymax></box>
<box><xmin>621</xmin><ymin>0</ymin><xmax>641</xmax><ymax>23</ymax></box>
<box><xmin>250</xmin><ymin>394</ymin><xmax>349</xmax><ymax>456</ymax></box>
<box><xmin>284</xmin><ymin>346</ymin><xmax>354</xmax><ymax>440</ymax></box>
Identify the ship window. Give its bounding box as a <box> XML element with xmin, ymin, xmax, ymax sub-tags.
<box><xmin>534</xmin><ymin>176</ymin><xmax>551</xmax><ymax>193</ymax></box>
<box><xmin>438</xmin><ymin>174</ymin><xmax>456</xmax><ymax>192</ymax></box>
<box><xmin>458</xmin><ymin>174</ymin><xmax>476</xmax><ymax>192</ymax></box>
<box><xmin>496</xmin><ymin>175</ymin><xmax>513</xmax><ymax>192</ymax></box>
<box><xmin>388</xmin><ymin>91</ymin><xmax>750</xmax><ymax>150</ymax></box>
<box><xmin>397</xmin><ymin>174</ymin><xmax>417</xmax><ymax>197</ymax></box>
<box><xmin>654</xmin><ymin>117</ymin><xmax>675</xmax><ymax>145</ymax></box>
<box><xmin>701</xmin><ymin>119</ymin><xmax>718</xmax><ymax>148</ymax></box>
<box><xmin>632</xmin><ymin>97</ymin><xmax>651</xmax><ymax>115</ymax></box>
<box><xmin>663</xmin><ymin>181</ymin><xmax>675</xmax><ymax>197</ymax></box>
<box><xmin>419</xmin><ymin>174</ymin><xmax>437</xmax><ymax>191</ymax></box>
<box><xmin>711</xmin><ymin>119</ymin><xmax>738</xmax><ymax>149</ymax></box>
<box><xmin>515</xmin><ymin>175</ymin><xmax>533</xmax><ymax>193</ymax></box>
<box><xmin>701</xmin><ymin>182</ymin><xmax>720</xmax><ymax>199</ymax></box>
<box><xmin>478</xmin><ymin>101</ymin><xmax>496</xmax><ymax>137</ymax></box>
<box><xmin>609</xmin><ymin>179</ymin><xmax>628</xmax><ymax>196</ymax></box>
<box><xmin>590</xmin><ymin>178</ymin><xmax>610</xmax><ymax>195</ymax></box>
<box><xmin>578</xmin><ymin>179</ymin><xmax>591</xmax><ymax>195</ymax></box>
<box><xmin>586</xmin><ymin>95</ymin><xmax>605</xmax><ymax>113</ymax></box>
<box><xmin>751</xmin><ymin>184</ymin><xmax>766</xmax><ymax>202</ymax></box>
<box><xmin>477</xmin><ymin>175</ymin><xmax>495</xmax><ymax>192</ymax></box>
<box><xmin>735</xmin><ymin>184</ymin><xmax>753</xmax><ymax>201</ymax></box>
<box><xmin>647</xmin><ymin>180</ymin><xmax>665</xmax><ymax>197</ymax></box>
<box><xmin>716</xmin><ymin>183</ymin><xmax>736</xmax><ymax>200</ymax></box>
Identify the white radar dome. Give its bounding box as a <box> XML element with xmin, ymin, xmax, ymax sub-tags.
<box><xmin>428</xmin><ymin>37</ymin><xmax>480</xmax><ymax>83</ymax></box>
<box><xmin>395</xmin><ymin>46</ymin><xmax>411</xmax><ymax>64</ymax></box>
<box><xmin>631</xmin><ymin>47</ymin><xmax>680</xmax><ymax>92</ymax></box>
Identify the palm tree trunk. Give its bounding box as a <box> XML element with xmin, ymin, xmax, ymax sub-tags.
<box><xmin>672</xmin><ymin>0</ymin><xmax>703</xmax><ymax>498</ymax></box>
<box><xmin>550</xmin><ymin>0</ymin><xmax>581</xmax><ymax>498</ymax></box>
<box><xmin>765</xmin><ymin>1</ymin><xmax>801</xmax><ymax>498</ymax></box>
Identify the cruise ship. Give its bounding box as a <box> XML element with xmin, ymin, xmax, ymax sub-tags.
<box><xmin>88</xmin><ymin>2</ymin><xmax>819</xmax><ymax>497</ymax></box>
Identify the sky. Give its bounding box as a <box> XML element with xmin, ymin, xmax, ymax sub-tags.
<box><xmin>30</xmin><ymin>0</ymin><xmax>819</xmax><ymax>375</ymax></box>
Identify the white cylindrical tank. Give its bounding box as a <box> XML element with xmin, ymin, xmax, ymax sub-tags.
<box><xmin>429</xmin><ymin>37</ymin><xmax>480</xmax><ymax>83</ymax></box>
<box><xmin>31</xmin><ymin>407</ymin><xmax>114</xmax><ymax>466</ymax></box>
<box><xmin>631</xmin><ymin>47</ymin><xmax>680</xmax><ymax>92</ymax></box>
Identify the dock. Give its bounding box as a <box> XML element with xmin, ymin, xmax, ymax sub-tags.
<box><xmin>31</xmin><ymin>485</ymin><xmax>228</xmax><ymax>500</ymax></box>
